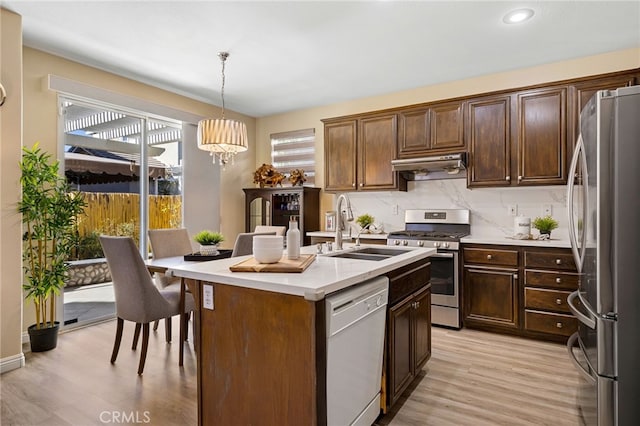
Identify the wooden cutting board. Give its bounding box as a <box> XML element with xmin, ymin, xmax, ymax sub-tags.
<box><xmin>229</xmin><ymin>254</ymin><xmax>316</xmax><ymax>273</ymax></box>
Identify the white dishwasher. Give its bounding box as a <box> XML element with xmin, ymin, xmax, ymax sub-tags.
<box><xmin>326</xmin><ymin>276</ymin><xmax>389</xmax><ymax>426</ymax></box>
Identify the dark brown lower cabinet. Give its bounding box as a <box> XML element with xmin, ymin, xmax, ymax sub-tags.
<box><xmin>387</xmin><ymin>284</ymin><xmax>431</xmax><ymax>409</ymax></box>
<box><xmin>463</xmin><ymin>267</ymin><xmax>519</xmax><ymax>331</ymax></box>
<box><xmin>462</xmin><ymin>244</ymin><xmax>579</xmax><ymax>342</ymax></box>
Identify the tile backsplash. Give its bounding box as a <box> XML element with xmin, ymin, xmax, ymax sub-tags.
<box><xmin>340</xmin><ymin>178</ymin><xmax>568</xmax><ymax>240</ymax></box>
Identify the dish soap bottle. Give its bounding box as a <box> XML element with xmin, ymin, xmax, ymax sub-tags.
<box><xmin>287</xmin><ymin>216</ymin><xmax>301</xmax><ymax>260</ymax></box>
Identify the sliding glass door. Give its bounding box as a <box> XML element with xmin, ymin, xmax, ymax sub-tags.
<box><xmin>60</xmin><ymin>97</ymin><xmax>183</xmax><ymax>327</ymax></box>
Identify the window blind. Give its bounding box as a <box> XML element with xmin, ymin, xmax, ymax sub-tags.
<box><xmin>270</xmin><ymin>128</ymin><xmax>315</xmax><ymax>185</ymax></box>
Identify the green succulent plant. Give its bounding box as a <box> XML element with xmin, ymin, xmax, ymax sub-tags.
<box><xmin>194</xmin><ymin>230</ymin><xmax>224</xmax><ymax>245</ymax></box>
<box><xmin>532</xmin><ymin>215</ymin><xmax>559</xmax><ymax>233</ymax></box>
<box><xmin>356</xmin><ymin>213</ymin><xmax>375</xmax><ymax>229</ymax></box>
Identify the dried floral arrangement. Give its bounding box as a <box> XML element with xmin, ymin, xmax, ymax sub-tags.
<box><xmin>253</xmin><ymin>163</ymin><xmax>285</xmax><ymax>187</ymax></box>
<box><xmin>288</xmin><ymin>169</ymin><xmax>307</xmax><ymax>186</ymax></box>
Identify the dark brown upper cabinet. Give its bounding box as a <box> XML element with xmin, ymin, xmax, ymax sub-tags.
<box><xmin>323</xmin><ymin>113</ymin><xmax>406</xmax><ymax>192</ymax></box>
<box><xmin>398</xmin><ymin>100</ymin><xmax>465</xmax><ymax>158</ymax></box>
<box><xmin>515</xmin><ymin>86</ymin><xmax>568</xmax><ymax>186</ymax></box>
<box><xmin>466</xmin><ymin>94</ymin><xmax>512</xmax><ymax>188</ymax></box>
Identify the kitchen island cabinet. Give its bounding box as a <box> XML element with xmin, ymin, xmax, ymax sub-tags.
<box><xmin>169</xmin><ymin>244</ymin><xmax>435</xmax><ymax>425</ymax></box>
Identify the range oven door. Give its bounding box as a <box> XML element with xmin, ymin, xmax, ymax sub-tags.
<box><xmin>430</xmin><ymin>251</ymin><xmax>458</xmax><ymax>309</ymax></box>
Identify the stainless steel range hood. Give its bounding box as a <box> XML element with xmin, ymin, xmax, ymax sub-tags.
<box><xmin>391</xmin><ymin>153</ymin><xmax>467</xmax><ymax>181</ymax></box>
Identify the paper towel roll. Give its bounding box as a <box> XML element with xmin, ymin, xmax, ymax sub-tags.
<box><xmin>514</xmin><ymin>216</ymin><xmax>531</xmax><ymax>235</ymax></box>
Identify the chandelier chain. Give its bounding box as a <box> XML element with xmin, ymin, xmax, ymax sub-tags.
<box><xmin>218</xmin><ymin>51</ymin><xmax>229</xmax><ymax>119</ymax></box>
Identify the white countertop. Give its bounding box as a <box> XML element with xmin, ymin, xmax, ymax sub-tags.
<box><xmin>160</xmin><ymin>243</ymin><xmax>435</xmax><ymax>301</ymax></box>
<box><xmin>461</xmin><ymin>236</ymin><xmax>571</xmax><ymax>248</ymax></box>
<box><xmin>306</xmin><ymin>231</ymin><xmax>390</xmax><ymax>240</ymax></box>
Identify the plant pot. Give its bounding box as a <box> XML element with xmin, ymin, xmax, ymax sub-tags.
<box><xmin>27</xmin><ymin>321</ymin><xmax>60</xmax><ymax>352</ymax></box>
<box><xmin>199</xmin><ymin>244</ymin><xmax>220</xmax><ymax>256</ymax></box>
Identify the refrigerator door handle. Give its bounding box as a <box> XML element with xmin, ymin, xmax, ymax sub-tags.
<box><xmin>566</xmin><ymin>332</ymin><xmax>597</xmax><ymax>384</ymax></box>
<box><xmin>567</xmin><ymin>290</ymin><xmax>596</xmax><ymax>329</ymax></box>
<box><xmin>567</xmin><ymin>135</ymin><xmax>586</xmax><ymax>272</ymax></box>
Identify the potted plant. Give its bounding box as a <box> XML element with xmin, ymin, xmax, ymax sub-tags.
<box><xmin>356</xmin><ymin>214</ymin><xmax>375</xmax><ymax>233</ymax></box>
<box><xmin>18</xmin><ymin>143</ymin><xmax>86</xmax><ymax>352</ymax></box>
<box><xmin>532</xmin><ymin>215</ymin><xmax>559</xmax><ymax>238</ymax></box>
<box><xmin>194</xmin><ymin>230</ymin><xmax>225</xmax><ymax>255</ymax></box>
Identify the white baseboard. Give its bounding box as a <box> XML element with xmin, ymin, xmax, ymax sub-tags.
<box><xmin>0</xmin><ymin>353</ymin><xmax>25</xmax><ymax>374</ymax></box>
<box><xmin>22</xmin><ymin>331</ymin><xmax>30</xmax><ymax>345</ymax></box>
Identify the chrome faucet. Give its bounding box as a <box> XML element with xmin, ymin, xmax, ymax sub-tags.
<box><xmin>334</xmin><ymin>193</ymin><xmax>354</xmax><ymax>250</ymax></box>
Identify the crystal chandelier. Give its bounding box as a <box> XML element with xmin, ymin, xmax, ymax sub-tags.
<box><xmin>197</xmin><ymin>52</ymin><xmax>248</xmax><ymax>167</ymax></box>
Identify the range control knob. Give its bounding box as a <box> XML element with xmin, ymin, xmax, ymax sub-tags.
<box><xmin>434</xmin><ymin>242</ymin><xmax>441</xmax><ymax>248</ymax></box>
<box><xmin>442</xmin><ymin>242</ymin><xmax>450</xmax><ymax>249</ymax></box>
<box><xmin>418</xmin><ymin>241</ymin><xmax>424</xmax><ymax>247</ymax></box>
<box><xmin>402</xmin><ymin>240</ymin><xmax>409</xmax><ymax>246</ymax></box>
<box><xmin>394</xmin><ymin>240</ymin><xmax>400</xmax><ymax>246</ymax></box>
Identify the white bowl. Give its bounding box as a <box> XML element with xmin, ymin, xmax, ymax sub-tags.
<box><xmin>253</xmin><ymin>235</ymin><xmax>283</xmax><ymax>247</ymax></box>
<box><xmin>253</xmin><ymin>236</ymin><xmax>283</xmax><ymax>263</ymax></box>
<box><xmin>253</xmin><ymin>246</ymin><xmax>283</xmax><ymax>264</ymax></box>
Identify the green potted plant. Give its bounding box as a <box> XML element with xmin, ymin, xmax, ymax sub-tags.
<box><xmin>532</xmin><ymin>215</ymin><xmax>559</xmax><ymax>237</ymax></box>
<box><xmin>194</xmin><ymin>230</ymin><xmax>225</xmax><ymax>255</ymax></box>
<box><xmin>18</xmin><ymin>143</ymin><xmax>86</xmax><ymax>352</ymax></box>
<box><xmin>356</xmin><ymin>213</ymin><xmax>375</xmax><ymax>232</ymax></box>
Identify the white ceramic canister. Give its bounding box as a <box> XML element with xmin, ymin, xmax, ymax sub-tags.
<box><xmin>514</xmin><ymin>216</ymin><xmax>531</xmax><ymax>236</ymax></box>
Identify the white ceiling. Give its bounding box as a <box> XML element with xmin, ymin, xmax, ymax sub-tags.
<box><xmin>5</xmin><ymin>1</ymin><xmax>640</xmax><ymax>117</ymax></box>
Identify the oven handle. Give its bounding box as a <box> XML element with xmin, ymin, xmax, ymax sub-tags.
<box><xmin>430</xmin><ymin>252</ymin><xmax>454</xmax><ymax>259</ymax></box>
<box><xmin>566</xmin><ymin>332</ymin><xmax>596</xmax><ymax>384</ymax></box>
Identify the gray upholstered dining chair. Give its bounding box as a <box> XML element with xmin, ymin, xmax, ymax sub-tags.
<box><xmin>231</xmin><ymin>231</ymin><xmax>277</xmax><ymax>257</ymax></box>
<box><xmin>253</xmin><ymin>225</ymin><xmax>286</xmax><ymax>237</ymax></box>
<box><xmin>100</xmin><ymin>235</ymin><xmax>194</xmax><ymax>375</ymax></box>
<box><xmin>148</xmin><ymin>228</ymin><xmax>194</xmax><ymax>333</ymax></box>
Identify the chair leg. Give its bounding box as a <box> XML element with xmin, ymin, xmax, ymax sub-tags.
<box><xmin>137</xmin><ymin>323</ymin><xmax>150</xmax><ymax>375</ymax></box>
<box><xmin>179</xmin><ymin>313</ymin><xmax>186</xmax><ymax>367</ymax></box>
<box><xmin>132</xmin><ymin>323</ymin><xmax>141</xmax><ymax>350</ymax></box>
<box><xmin>165</xmin><ymin>317</ymin><xmax>172</xmax><ymax>342</ymax></box>
<box><xmin>153</xmin><ymin>320</ymin><xmax>159</xmax><ymax>331</ymax></box>
<box><xmin>111</xmin><ymin>317</ymin><xmax>124</xmax><ymax>364</ymax></box>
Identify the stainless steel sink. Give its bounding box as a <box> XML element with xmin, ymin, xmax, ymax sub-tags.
<box><xmin>325</xmin><ymin>247</ymin><xmax>411</xmax><ymax>261</ymax></box>
<box><xmin>351</xmin><ymin>247</ymin><xmax>411</xmax><ymax>256</ymax></box>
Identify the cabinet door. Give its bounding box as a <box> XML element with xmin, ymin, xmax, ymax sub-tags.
<box><xmin>571</xmin><ymin>74</ymin><xmax>637</xmax><ymax>150</ymax></box>
<box><xmin>430</xmin><ymin>100</ymin><xmax>465</xmax><ymax>151</ymax></box>
<box><xmin>464</xmin><ymin>267</ymin><xmax>519</xmax><ymax>330</ymax></box>
<box><xmin>466</xmin><ymin>95</ymin><xmax>512</xmax><ymax>187</ymax></box>
<box><xmin>358</xmin><ymin>114</ymin><xmax>400</xmax><ymax>190</ymax></box>
<box><xmin>388</xmin><ymin>294</ymin><xmax>414</xmax><ymax>406</ymax></box>
<box><xmin>516</xmin><ymin>87</ymin><xmax>568</xmax><ymax>185</ymax></box>
<box><xmin>398</xmin><ymin>108</ymin><xmax>430</xmax><ymax>157</ymax></box>
<box><xmin>324</xmin><ymin>120</ymin><xmax>357</xmax><ymax>191</ymax></box>
<box><xmin>412</xmin><ymin>286</ymin><xmax>431</xmax><ymax>371</ymax></box>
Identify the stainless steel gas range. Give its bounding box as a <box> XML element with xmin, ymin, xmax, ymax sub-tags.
<box><xmin>387</xmin><ymin>209</ymin><xmax>470</xmax><ymax>329</ymax></box>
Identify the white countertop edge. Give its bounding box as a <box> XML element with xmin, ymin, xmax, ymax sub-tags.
<box><xmin>168</xmin><ymin>244</ymin><xmax>436</xmax><ymax>301</ymax></box>
<box><xmin>461</xmin><ymin>236</ymin><xmax>571</xmax><ymax>248</ymax></box>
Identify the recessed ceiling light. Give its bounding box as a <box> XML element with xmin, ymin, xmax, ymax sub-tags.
<box><xmin>503</xmin><ymin>8</ymin><xmax>534</xmax><ymax>24</ymax></box>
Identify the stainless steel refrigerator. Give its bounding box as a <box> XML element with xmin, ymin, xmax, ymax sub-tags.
<box><xmin>566</xmin><ymin>85</ymin><xmax>640</xmax><ymax>425</ymax></box>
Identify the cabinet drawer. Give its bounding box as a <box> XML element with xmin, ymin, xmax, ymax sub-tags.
<box><xmin>524</xmin><ymin>251</ymin><xmax>576</xmax><ymax>271</ymax></box>
<box><xmin>524</xmin><ymin>270</ymin><xmax>579</xmax><ymax>290</ymax></box>
<box><xmin>524</xmin><ymin>310</ymin><xmax>577</xmax><ymax>337</ymax></box>
<box><xmin>463</xmin><ymin>248</ymin><xmax>518</xmax><ymax>267</ymax></box>
<box><xmin>524</xmin><ymin>287</ymin><xmax>572</xmax><ymax>313</ymax></box>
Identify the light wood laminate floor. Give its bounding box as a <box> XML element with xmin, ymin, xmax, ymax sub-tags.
<box><xmin>1</xmin><ymin>320</ymin><xmax>581</xmax><ymax>425</ymax></box>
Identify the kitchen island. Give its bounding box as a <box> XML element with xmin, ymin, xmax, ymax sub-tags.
<box><xmin>167</xmin><ymin>244</ymin><xmax>435</xmax><ymax>426</ymax></box>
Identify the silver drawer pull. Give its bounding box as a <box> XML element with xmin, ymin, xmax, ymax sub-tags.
<box><xmin>556</xmin><ymin>259</ymin><xmax>562</xmax><ymax>265</ymax></box>
<box><xmin>556</xmin><ymin>298</ymin><xmax>562</xmax><ymax>305</ymax></box>
<box><xmin>487</xmin><ymin>254</ymin><xmax>492</xmax><ymax>260</ymax></box>
<box><xmin>556</xmin><ymin>322</ymin><xmax>563</xmax><ymax>328</ymax></box>
<box><xmin>556</xmin><ymin>277</ymin><xmax>562</xmax><ymax>284</ymax></box>
<box><xmin>506</xmin><ymin>175</ymin><xmax>510</xmax><ymax>181</ymax></box>
<box><xmin>415</xmin><ymin>301</ymin><xmax>420</xmax><ymax>309</ymax></box>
